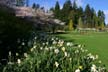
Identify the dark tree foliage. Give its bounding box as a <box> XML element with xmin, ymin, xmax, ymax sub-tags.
<box><xmin>73</xmin><ymin>0</ymin><xmax>78</xmax><ymax>10</ymax></box>
<box><xmin>0</xmin><ymin>5</ymin><xmax>33</xmax><ymax>62</ymax></box>
<box><xmin>54</xmin><ymin>1</ymin><xmax>60</xmax><ymax>19</ymax></box>
<box><xmin>16</xmin><ymin>0</ymin><xmax>26</xmax><ymax>6</ymax></box>
<box><xmin>61</xmin><ymin>0</ymin><xmax>72</xmax><ymax>22</ymax></box>
<box><xmin>32</xmin><ymin>3</ymin><xmax>40</xmax><ymax>9</ymax></box>
<box><xmin>52</xmin><ymin>1</ymin><xmax>105</xmax><ymax>29</ymax></box>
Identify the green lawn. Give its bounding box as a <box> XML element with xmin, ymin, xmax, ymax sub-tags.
<box><xmin>57</xmin><ymin>31</ymin><xmax>108</xmax><ymax>69</ymax></box>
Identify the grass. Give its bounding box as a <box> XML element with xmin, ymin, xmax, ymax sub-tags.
<box><xmin>57</xmin><ymin>31</ymin><xmax>108</xmax><ymax>69</ymax></box>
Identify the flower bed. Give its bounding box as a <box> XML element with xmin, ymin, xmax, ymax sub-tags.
<box><xmin>2</xmin><ymin>35</ymin><xmax>107</xmax><ymax>72</ymax></box>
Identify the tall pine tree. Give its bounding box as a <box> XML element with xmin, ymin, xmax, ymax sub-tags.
<box><xmin>16</xmin><ymin>0</ymin><xmax>26</xmax><ymax>6</ymax></box>
<box><xmin>62</xmin><ymin>0</ymin><xmax>72</xmax><ymax>22</ymax></box>
<box><xmin>54</xmin><ymin>1</ymin><xmax>60</xmax><ymax>19</ymax></box>
<box><xmin>84</xmin><ymin>4</ymin><xmax>92</xmax><ymax>28</ymax></box>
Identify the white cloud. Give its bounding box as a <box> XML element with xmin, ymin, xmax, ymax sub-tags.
<box><xmin>75</xmin><ymin>0</ymin><xmax>83</xmax><ymax>7</ymax></box>
<box><xmin>103</xmin><ymin>10</ymin><xmax>108</xmax><ymax>15</ymax></box>
<box><xmin>103</xmin><ymin>10</ymin><xmax>108</xmax><ymax>24</ymax></box>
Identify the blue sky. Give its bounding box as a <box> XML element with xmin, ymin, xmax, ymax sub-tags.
<box><xmin>29</xmin><ymin>0</ymin><xmax>108</xmax><ymax>24</ymax></box>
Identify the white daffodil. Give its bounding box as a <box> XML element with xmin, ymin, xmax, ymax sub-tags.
<box><xmin>78</xmin><ymin>44</ymin><xmax>81</xmax><ymax>48</ymax></box>
<box><xmin>64</xmin><ymin>52</ymin><xmax>68</xmax><ymax>57</ymax></box>
<box><xmin>85</xmin><ymin>49</ymin><xmax>88</xmax><ymax>52</ymax></box>
<box><xmin>22</xmin><ymin>42</ymin><xmax>25</xmax><ymax>46</ymax></box>
<box><xmin>69</xmin><ymin>58</ymin><xmax>72</xmax><ymax>62</ymax></box>
<box><xmin>95</xmin><ymin>55</ymin><xmax>98</xmax><ymax>59</ymax></box>
<box><xmin>51</xmin><ymin>38</ymin><xmax>54</xmax><ymax>41</ymax></box>
<box><xmin>91</xmin><ymin>64</ymin><xmax>98</xmax><ymax>72</ymax></box>
<box><xmin>16</xmin><ymin>53</ymin><xmax>19</xmax><ymax>56</ymax></box>
<box><xmin>90</xmin><ymin>55</ymin><xmax>95</xmax><ymax>60</ymax></box>
<box><xmin>55</xmin><ymin>61</ymin><xmax>59</xmax><ymax>68</ymax></box>
<box><xmin>24</xmin><ymin>53</ymin><xmax>28</xmax><ymax>58</ymax></box>
<box><xmin>33</xmin><ymin>45</ymin><xmax>36</xmax><ymax>49</ymax></box>
<box><xmin>88</xmin><ymin>53</ymin><xmax>92</xmax><ymax>56</ymax></box>
<box><xmin>46</xmin><ymin>42</ymin><xmax>48</xmax><ymax>45</ymax></box>
<box><xmin>75</xmin><ymin>50</ymin><xmax>79</xmax><ymax>53</ymax></box>
<box><xmin>43</xmin><ymin>43</ymin><xmax>45</xmax><ymax>45</ymax></box>
<box><xmin>66</xmin><ymin>42</ymin><xmax>71</xmax><ymax>46</ymax></box>
<box><xmin>56</xmin><ymin>38</ymin><xmax>58</xmax><ymax>40</ymax></box>
<box><xmin>98</xmin><ymin>60</ymin><xmax>102</xmax><ymax>63</ymax></box>
<box><xmin>9</xmin><ymin>51</ymin><xmax>11</xmax><ymax>56</ymax></box>
<box><xmin>40</xmin><ymin>47</ymin><xmax>43</xmax><ymax>50</ymax></box>
<box><xmin>34</xmin><ymin>37</ymin><xmax>37</xmax><ymax>40</ymax></box>
<box><xmin>61</xmin><ymin>47</ymin><xmax>65</xmax><ymax>52</ymax></box>
<box><xmin>8</xmin><ymin>62</ymin><xmax>13</xmax><ymax>65</ymax></box>
<box><xmin>45</xmin><ymin>47</ymin><xmax>49</xmax><ymax>51</ymax></box>
<box><xmin>75</xmin><ymin>68</ymin><xmax>80</xmax><ymax>72</ymax></box>
<box><xmin>49</xmin><ymin>47</ymin><xmax>53</xmax><ymax>50</ymax></box>
<box><xmin>54</xmin><ymin>49</ymin><xmax>59</xmax><ymax>54</ymax></box>
<box><xmin>53</xmin><ymin>40</ymin><xmax>57</xmax><ymax>45</ymax></box>
<box><xmin>30</xmin><ymin>48</ymin><xmax>33</xmax><ymax>52</ymax></box>
<box><xmin>17</xmin><ymin>59</ymin><xmax>21</xmax><ymax>64</ymax></box>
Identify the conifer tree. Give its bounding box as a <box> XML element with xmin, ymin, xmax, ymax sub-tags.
<box><xmin>78</xmin><ymin>17</ymin><xmax>83</xmax><ymax>29</ymax></box>
<box><xmin>16</xmin><ymin>0</ymin><xmax>26</xmax><ymax>6</ymax></box>
<box><xmin>68</xmin><ymin>19</ymin><xmax>73</xmax><ymax>31</ymax></box>
<box><xmin>101</xmin><ymin>22</ymin><xmax>105</xmax><ymax>30</ymax></box>
<box><xmin>54</xmin><ymin>1</ymin><xmax>60</xmax><ymax>19</ymax></box>
<box><xmin>62</xmin><ymin>0</ymin><xmax>72</xmax><ymax>22</ymax></box>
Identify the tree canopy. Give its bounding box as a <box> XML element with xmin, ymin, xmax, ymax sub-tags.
<box><xmin>52</xmin><ymin>0</ymin><xmax>105</xmax><ymax>29</ymax></box>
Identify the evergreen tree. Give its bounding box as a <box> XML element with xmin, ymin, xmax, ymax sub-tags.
<box><xmin>84</xmin><ymin>4</ymin><xmax>92</xmax><ymax>27</ymax></box>
<box><xmin>93</xmin><ymin>12</ymin><xmax>98</xmax><ymax>28</ymax></box>
<box><xmin>98</xmin><ymin>10</ymin><xmax>105</xmax><ymax>26</ymax></box>
<box><xmin>54</xmin><ymin>1</ymin><xmax>60</xmax><ymax>19</ymax></box>
<box><xmin>91</xmin><ymin>8</ymin><xmax>96</xmax><ymax>28</ymax></box>
<box><xmin>101</xmin><ymin>22</ymin><xmax>105</xmax><ymax>30</ymax></box>
<box><xmin>32</xmin><ymin>3</ymin><xmax>40</xmax><ymax>9</ymax></box>
<box><xmin>73</xmin><ymin>0</ymin><xmax>77</xmax><ymax>10</ymax></box>
<box><xmin>68</xmin><ymin>19</ymin><xmax>73</xmax><ymax>31</ymax></box>
<box><xmin>52</xmin><ymin>0</ymin><xmax>106</xmax><ymax>30</ymax></box>
<box><xmin>50</xmin><ymin>7</ymin><xmax>54</xmax><ymax>12</ymax></box>
<box><xmin>78</xmin><ymin>17</ymin><xmax>83</xmax><ymax>29</ymax></box>
<box><xmin>78</xmin><ymin>7</ymin><xmax>83</xmax><ymax>17</ymax></box>
<box><xmin>16</xmin><ymin>0</ymin><xmax>26</xmax><ymax>6</ymax></box>
<box><xmin>62</xmin><ymin>0</ymin><xmax>72</xmax><ymax>22</ymax></box>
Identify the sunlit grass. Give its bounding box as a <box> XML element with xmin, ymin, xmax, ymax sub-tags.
<box><xmin>57</xmin><ymin>31</ymin><xmax>108</xmax><ymax>69</ymax></box>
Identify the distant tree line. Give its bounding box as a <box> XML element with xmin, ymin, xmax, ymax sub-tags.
<box><xmin>51</xmin><ymin>0</ymin><xmax>105</xmax><ymax>30</ymax></box>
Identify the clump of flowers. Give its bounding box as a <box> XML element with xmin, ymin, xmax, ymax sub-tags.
<box><xmin>2</xmin><ymin>36</ymin><xmax>107</xmax><ymax>72</ymax></box>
